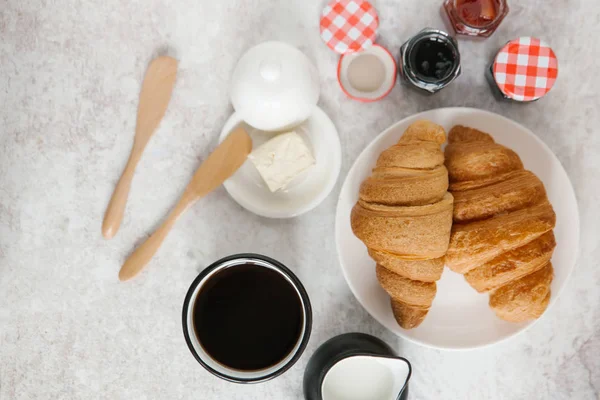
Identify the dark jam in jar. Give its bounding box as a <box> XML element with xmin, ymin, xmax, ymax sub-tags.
<box><xmin>410</xmin><ymin>37</ymin><xmax>456</xmax><ymax>82</ymax></box>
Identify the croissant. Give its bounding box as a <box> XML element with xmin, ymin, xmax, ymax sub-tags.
<box><xmin>351</xmin><ymin>120</ymin><xmax>453</xmax><ymax>329</ymax></box>
<box><xmin>446</xmin><ymin>200</ymin><xmax>556</xmax><ymax>274</ymax></box>
<box><xmin>445</xmin><ymin>126</ymin><xmax>557</xmax><ymax>322</ymax></box>
<box><xmin>489</xmin><ymin>262</ymin><xmax>554</xmax><ymax>322</ymax></box>
<box><xmin>464</xmin><ymin>231</ymin><xmax>556</xmax><ymax>293</ymax></box>
<box><xmin>451</xmin><ymin>170</ymin><xmax>547</xmax><ymax>223</ymax></box>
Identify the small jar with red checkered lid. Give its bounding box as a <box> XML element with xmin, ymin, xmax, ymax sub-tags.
<box><xmin>486</xmin><ymin>37</ymin><xmax>558</xmax><ymax>102</ymax></box>
<box><xmin>320</xmin><ymin>0</ymin><xmax>398</xmax><ymax>102</ymax></box>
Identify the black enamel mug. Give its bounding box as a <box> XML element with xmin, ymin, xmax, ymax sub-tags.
<box><xmin>182</xmin><ymin>254</ymin><xmax>312</xmax><ymax>383</ymax></box>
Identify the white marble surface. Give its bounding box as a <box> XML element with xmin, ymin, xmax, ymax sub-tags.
<box><xmin>1</xmin><ymin>0</ymin><xmax>599</xmax><ymax>399</ymax></box>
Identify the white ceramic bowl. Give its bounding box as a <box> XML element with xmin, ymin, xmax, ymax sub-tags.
<box><xmin>220</xmin><ymin>107</ymin><xmax>341</xmax><ymax>218</ymax></box>
<box><xmin>335</xmin><ymin>107</ymin><xmax>580</xmax><ymax>350</ymax></box>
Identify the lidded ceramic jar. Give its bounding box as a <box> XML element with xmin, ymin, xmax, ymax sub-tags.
<box><xmin>230</xmin><ymin>41</ymin><xmax>320</xmax><ymax>131</ymax></box>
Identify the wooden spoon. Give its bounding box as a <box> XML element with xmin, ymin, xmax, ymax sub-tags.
<box><xmin>102</xmin><ymin>56</ymin><xmax>178</xmax><ymax>239</ymax></box>
<box><xmin>118</xmin><ymin>127</ymin><xmax>252</xmax><ymax>281</ymax></box>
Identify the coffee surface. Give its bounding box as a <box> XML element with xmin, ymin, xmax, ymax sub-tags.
<box><xmin>193</xmin><ymin>264</ymin><xmax>303</xmax><ymax>371</ymax></box>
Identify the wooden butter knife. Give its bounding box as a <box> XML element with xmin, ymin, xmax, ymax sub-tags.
<box><xmin>102</xmin><ymin>56</ymin><xmax>178</xmax><ymax>239</ymax></box>
<box><xmin>118</xmin><ymin>127</ymin><xmax>252</xmax><ymax>281</ymax></box>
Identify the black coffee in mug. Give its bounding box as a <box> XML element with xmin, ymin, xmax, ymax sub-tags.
<box><xmin>192</xmin><ymin>263</ymin><xmax>303</xmax><ymax>370</ymax></box>
<box><xmin>182</xmin><ymin>254</ymin><xmax>312</xmax><ymax>383</ymax></box>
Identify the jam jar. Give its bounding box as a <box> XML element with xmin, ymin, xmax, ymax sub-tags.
<box><xmin>443</xmin><ymin>0</ymin><xmax>509</xmax><ymax>38</ymax></box>
<box><xmin>486</xmin><ymin>37</ymin><xmax>558</xmax><ymax>102</ymax></box>
<box><xmin>398</xmin><ymin>28</ymin><xmax>461</xmax><ymax>94</ymax></box>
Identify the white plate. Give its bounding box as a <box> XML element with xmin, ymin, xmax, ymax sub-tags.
<box><xmin>220</xmin><ymin>106</ymin><xmax>341</xmax><ymax>218</ymax></box>
<box><xmin>335</xmin><ymin>107</ymin><xmax>580</xmax><ymax>350</ymax></box>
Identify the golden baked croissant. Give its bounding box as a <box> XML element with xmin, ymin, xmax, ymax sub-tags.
<box><xmin>351</xmin><ymin>120</ymin><xmax>453</xmax><ymax>329</ymax></box>
<box><xmin>445</xmin><ymin>125</ymin><xmax>557</xmax><ymax>322</ymax></box>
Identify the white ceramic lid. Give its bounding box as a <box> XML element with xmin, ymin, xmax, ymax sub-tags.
<box><xmin>230</xmin><ymin>41</ymin><xmax>320</xmax><ymax>132</ymax></box>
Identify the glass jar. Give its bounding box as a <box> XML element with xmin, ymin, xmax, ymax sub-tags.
<box><xmin>398</xmin><ymin>28</ymin><xmax>461</xmax><ymax>94</ymax></box>
<box><xmin>443</xmin><ymin>0</ymin><xmax>509</xmax><ymax>38</ymax></box>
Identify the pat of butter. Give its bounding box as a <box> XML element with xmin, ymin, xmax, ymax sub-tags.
<box><xmin>248</xmin><ymin>131</ymin><xmax>315</xmax><ymax>192</ymax></box>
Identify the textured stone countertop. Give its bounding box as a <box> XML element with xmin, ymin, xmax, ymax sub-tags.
<box><xmin>1</xmin><ymin>0</ymin><xmax>599</xmax><ymax>399</ymax></box>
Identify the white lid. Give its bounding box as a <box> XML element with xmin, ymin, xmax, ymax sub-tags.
<box><xmin>337</xmin><ymin>44</ymin><xmax>397</xmax><ymax>102</ymax></box>
<box><xmin>230</xmin><ymin>41</ymin><xmax>320</xmax><ymax>131</ymax></box>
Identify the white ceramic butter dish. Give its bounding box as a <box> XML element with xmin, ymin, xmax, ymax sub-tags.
<box><xmin>219</xmin><ymin>107</ymin><xmax>341</xmax><ymax>218</ymax></box>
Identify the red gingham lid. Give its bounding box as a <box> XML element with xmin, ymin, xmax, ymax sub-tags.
<box><xmin>493</xmin><ymin>37</ymin><xmax>558</xmax><ymax>102</ymax></box>
<box><xmin>320</xmin><ymin>0</ymin><xmax>379</xmax><ymax>54</ymax></box>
